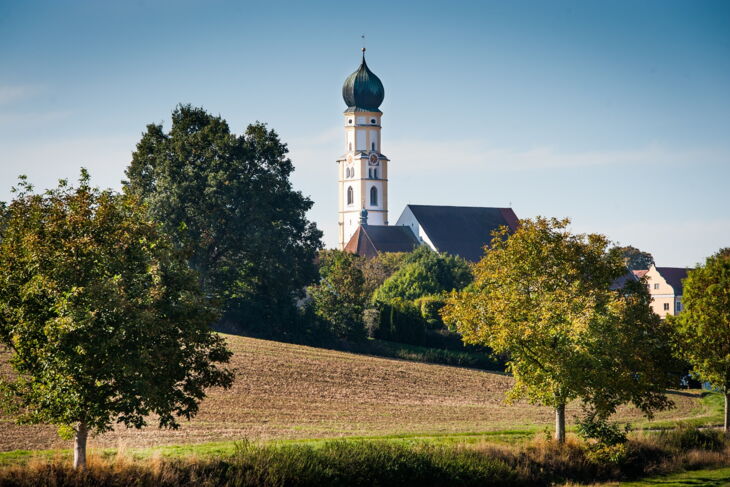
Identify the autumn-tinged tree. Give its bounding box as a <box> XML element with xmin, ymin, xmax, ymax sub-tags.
<box><xmin>0</xmin><ymin>173</ymin><xmax>233</xmax><ymax>468</ymax></box>
<box><xmin>670</xmin><ymin>248</ymin><xmax>730</xmax><ymax>433</ymax></box>
<box><xmin>124</xmin><ymin>105</ymin><xmax>322</xmax><ymax>333</ymax></box>
<box><xmin>442</xmin><ymin>217</ymin><xmax>675</xmax><ymax>443</ymax></box>
<box><xmin>308</xmin><ymin>250</ymin><xmax>367</xmax><ymax>339</ymax></box>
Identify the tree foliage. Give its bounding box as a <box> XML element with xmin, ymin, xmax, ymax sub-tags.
<box><xmin>373</xmin><ymin>246</ymin><xmax>472</xmax><ymax>303</ymax></box>
<box><xmin>0</xmin><ymin>173</ymin><xmax>233</xmax><ymax>467</ymax></box>
<box><xmin>308</xmin><ymin>250</ymin><xmax>367</xmax><ymax>340</ymax></box>
<box><xmin>124</xmin><ymin>105</ymin><xmax>322</xmax><ymax>332</ymax></box>
<box><xmin>616</xmin><ymin>245</ymin><xmax>654</xmax><ymax>271</ymax></box>
<box><xmin>669</xmin><ymin>248</ymin><xmax>730</xmax><ymax>431</ymax></box>
<box><xmin>442</xmin><ymin>217</ymin><xmax>675</xmax><ymax>442</ymax></box>
<box><xmin>358</xmin><ymin>251</ymin><xmax>409</xmax><ymax>298</ymax></box>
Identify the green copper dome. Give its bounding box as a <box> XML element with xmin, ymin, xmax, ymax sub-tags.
<box><xmin>342</xmin><ymin>53</ymin><xmax>384</xmax><ymax>112</ymax></box>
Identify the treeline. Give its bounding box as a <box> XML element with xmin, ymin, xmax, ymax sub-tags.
<box><xmin>306</xmin><ymin>247</ymin><xmax>474</xmax><ymax>347</ymax></box>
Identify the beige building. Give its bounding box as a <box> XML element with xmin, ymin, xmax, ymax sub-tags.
<box><xmin>637</xmin><ymin>265</ymin><xmax>690</xmax><ymax>319</ymax></box>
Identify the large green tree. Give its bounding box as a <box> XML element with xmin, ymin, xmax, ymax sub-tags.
<box><xmin>308</xmin><ymin>250</ymin><xmax>367</xmax><ymax>340</ymax></box>
<box><xmin>616</xmin><ymin>245</ymin><xmax>655</xmax><ymax>271</ymax></box>
<box><xmin>124</xmin><ymin>105</ymin><xmax>322</xmax><ymax>333</ymax></box>
<box><xmin>670</xmin><ymin>248</ymin><xmax>730</xmax><ymax>433</ymax></box>
<box><xmin>442</xmin><ymin>217</ymin><xmax>675</xmax><ymax>443</ymax></box>
<box><xmin>373</xmin><ymin>246</ymin><xmax>472</xmax><ymax>303</ymax></box>
<box><xmin>0</xmin><ymin>173</ymin><xmax>233</xmax><ymax>468</ymax></box>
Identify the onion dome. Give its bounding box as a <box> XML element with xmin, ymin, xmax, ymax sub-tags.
<box><xmin>342</xmin><ymin>49</ymin><xmax>384</xmax><ymax>112</ymax></box>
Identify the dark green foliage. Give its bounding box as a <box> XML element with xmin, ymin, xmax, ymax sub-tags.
<box><xmin>576</xmin><ymin>410</ymin><xmax>629</xmax><ymax>447</ymax></box>
<box><xmin>308</xmin><ymin>250</ymin><xmax>367</xmax><ymax>340</ymax></box>
<box><xmin>369</xmin><ymin>300</ymin><xmax>426</xmax><ymax>345</ymax></box>
<box><xmin>373</xmin><ymin>246</ymin><xmax>472</xmax><ymax>303</ymax></box>
<box><xmin>350</xmin><ymin>339</ymin><xmax>504</xmax><ymax>370</ymax></box>
<box><xmin>123</xmin><ymin>105</ymin><xmax>322</xmax><ymax>334</ymax></box>
<box><xmin>0</xmin><ymin>173</ymin><xmax>233</xmax><ymax>464</ymax></box>
<box><xmin>615</xmin><ymin>245</ymin><xmax>654</xmax><ymax>271</ymax></box>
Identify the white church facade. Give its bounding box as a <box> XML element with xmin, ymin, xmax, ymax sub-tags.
<box><xmin>339</xmin><ymin>50</ymin><xmax>518</xmax><ymax>262</ymax></box>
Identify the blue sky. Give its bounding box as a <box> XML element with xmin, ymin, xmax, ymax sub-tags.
<box><xmin>1</xmin><ymin>0</ymin><xmax>728</xmax><ymax>266</ymax></box>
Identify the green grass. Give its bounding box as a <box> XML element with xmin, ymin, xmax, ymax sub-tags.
<box><xmin>631</xmin><ymin>392</ymin><xmax>725</xmax><ymax>432</ymax></box>
<box><xmin>0</xmin><ymin>429</ymin><xmax>538</xmax><ymax>466</ymax></box>
<box><xmin>617</xmin><ymin>466</ymin><xmax>730</xmax><ymax>486</ymax></box>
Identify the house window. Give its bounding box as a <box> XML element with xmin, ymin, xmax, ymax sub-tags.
<box><xmin>347</xmin><ymin>186</ymin><xmax>353</xmax><ymax>206</ymax></box>
<box><xmin>370</xmin><ymin>186</ymin><xmax>378</xmax><ymax>206</ymax></box>
<box><xmin>654</xmin><ymin>283</ymin><xmax>660</xmax><ymax>290</ymax></box>
<box><xmin>663</xmin><ymin>303</ymin><xmax>669</xmax><ymax>311</ymax></box>
<box><xmin>371</xmin><ymin>142</ymin><xmax>375</xmax><ymax>151</ymax></box>
<box><xmin>676</xmin><ymin>302</ymin><xmax>682</xmax><ymax>312</ymax></box>
<box><xmin>348</xmin><ymin>119</ymin><xmax>353</xmax><ymax>124</ymax></box>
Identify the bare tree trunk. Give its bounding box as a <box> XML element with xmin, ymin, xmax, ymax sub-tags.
<box><xmin>723</xmin><ymin>389</ymin><xmax>730</xmax><ymax>436</ymax></box>
<box><xmin>74</xmin><ymin>422</ymin><xmax>88</xmax><ymax>469</ymax></box>
<box><xmin>555</xmin><ymin>403</ymin><xmax>566</xmax><ymax>443</ymax></box>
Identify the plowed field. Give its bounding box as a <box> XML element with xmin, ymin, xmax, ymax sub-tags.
<box><xmin>0</xmin><ymin>334</ymin><xmax>706</xmax><ymax>451</ymax></box>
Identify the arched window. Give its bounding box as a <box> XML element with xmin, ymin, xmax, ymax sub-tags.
<box><xmin>346</xmin><ymin>167</ymin><xmax>351</xmax><ymax>178</ymax></box>
<box><xmin>370</xmin><ymin>186</ymin><xmax>378</xmax><ymax>206</ymax></box>
<box><xmin>373</xmin><ymin>168</ymin><xmax>377</xmax><ymax>179</ymax></box>
<box><xmin>371</xmin><ymin>142</ymin><xmax>375</xmax><ymax>151</ymax></box>
<box><xmin>347</xmin><ymin>186</ymin><xmax>353</xmax><ymax>205</ymax></box>
<box><xmin>349</xmin><ymin>142</ymin><xmax>352</xmax><ymax>151</ymax></box>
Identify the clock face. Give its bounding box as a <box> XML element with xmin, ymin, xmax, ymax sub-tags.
<box><xmin>368</xmin><ymin>153</ymin><xmax>379</xmax><ymax>166</ymax></box>
<box><xmin>346</xmin><ymin>154</ymin><xmax>353</xmax><ymax>164</ymax></box>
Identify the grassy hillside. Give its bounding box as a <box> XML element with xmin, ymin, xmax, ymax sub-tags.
<box><xmin>0</xmin><ymin>334</ymin><xmax>713</xmax><ymax>452</ymax></box>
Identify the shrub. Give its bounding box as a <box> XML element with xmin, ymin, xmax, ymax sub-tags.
<box><xmin>657</xmin><ymin>425</ymin><xmax>726</xmax><ymax>452</ymax></box>
<box><xmin>576</xmin><ymin>413</ymin><xmax>629</xmax><ymax>447</ymax></box>
<box><xmin>370</xmin><ymin>300</ymin><xmax>426</xmax><ymax>345</ymax></box>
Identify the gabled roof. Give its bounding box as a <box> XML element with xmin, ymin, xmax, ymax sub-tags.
<box><xmin>404</xmin><ymin>205</ymin><xmax>519</xmax><ymax>262</ymax></box>
<box><xmin>344</xmin><ymin>225</ymin><xmax>419</xmax><ymax>258</ymax></box>
<box><xmin>656</xmin><ymin>267</ymin><xmax>690</xmax><ymax>296</ymax></box>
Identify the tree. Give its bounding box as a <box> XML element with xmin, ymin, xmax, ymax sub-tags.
<box><xmin>358</xmin><ymin>251</ymin><xmax>408</xmax><ymax>299</ymax></box>
<box><xmin>670</xmin><ymin>248</ymin><xmax>730</xmax><ymax>433</ymax></box>
<box><xmin>373</xmin><ymin>246</ymin><xmax>472</xmax><ymax>303</ymax></box>
<box><xmin>124</xmin><ymin>105</ymin><xmax>323</xmax><ymax>333</ymax></box>
<box><xmin>442</xmin><ymin>217</ymin><xmax>674</xmax><ymax>443</ymax></box>
<box><xmin>308</xmin><ymin>250</ymin><xmax>367</xmax><ymax>339</ymax></box>
<box><xmin>0</xmin><ymin>173</ymin><xmax>233</xmax><ymax>468</ymax></box>
<box><xmin>616</xmin><ymin>245</ymin><xmax>654</xmax><ymax>271</ymax></box>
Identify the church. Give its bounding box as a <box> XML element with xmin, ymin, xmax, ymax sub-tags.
<box><xmin>338</xmin><ymin>50</ymin><xmax>518</xmax><ymax>262</ymax></box>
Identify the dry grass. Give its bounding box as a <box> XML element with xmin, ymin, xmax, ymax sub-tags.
<box><xmin>0</xmin><ymin>334</ymin><xmax>707</xmax><ymax>452</ymax></box>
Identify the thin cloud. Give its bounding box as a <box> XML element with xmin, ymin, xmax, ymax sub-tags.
<box><xmin>387</xmin><ymin>139</ymin><xmax>726</xmax><ymax>171</ymax></box>
<box><xmin>0</xmin><ymin>110</ymin><xmax>72</xmax><ymax>127</ymax></box>
<box><xmin>0</xmin><ymin>84</ymin><xmax>44</xmax><ymax>106</ymax></box>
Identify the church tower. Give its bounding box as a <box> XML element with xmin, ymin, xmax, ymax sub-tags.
<box><xmin>338</xmin><ymin>48</ymin><xmax>389</xmax><ymax>249</ymax></box>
